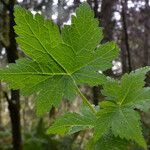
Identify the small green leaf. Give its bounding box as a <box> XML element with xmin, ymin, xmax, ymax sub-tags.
<box><xmin>92</xmin><ymin>104</ymin><xmax>147</xmax><ymax>149</ymax></box>
<box><xmin>47</xmin><ymin>112</ymin><xmax>96</xmax><ymax>135</ymax></box>
<box><xmin>95</xmin><ymin>67</ymin><xmax>150</xmax><ymax>149</ymax></box>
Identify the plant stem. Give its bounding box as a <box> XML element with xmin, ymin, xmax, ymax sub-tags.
<box><xmin>71</xmin><ymin>77</ymin><xmax>97</xmax><ymax>114</ymax></box>
<box><xmin>76</xmin><ymin>87</ymin><xmax>97</xmax><ymax>114</ymax></box>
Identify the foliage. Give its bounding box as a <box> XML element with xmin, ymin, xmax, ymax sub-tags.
<box><xmin>48</xmin><ymin>67</ymin><xmax>150</xmax><ymax>149</ymax></box>
<box><xmin>0</xmin><ymin>2</ymin><xmax>150</xmax><ymax>150</ymax></box>
<box><xmin>0</xmin><ymin>119</ymin><xmax>80</xmax><ymax>150</ymax></box>
<box><xmin>94</xmin><ymin>132</ymin><xmax>129</xmax><ymax>150</ymax></box>
<box><xmin>0</xmin><ymin>3</ymin><xmax>118</xmax><ymax>116</ymax></box>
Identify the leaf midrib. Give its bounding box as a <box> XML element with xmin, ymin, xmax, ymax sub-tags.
<box><xmin>71</xmin><ymin>46</ymin><xmax>116</xmax><ymax>75</ymax></box>
<box><xmin>17</xmin><ymin>8</ymin><xmax>115</xmax><ymax>80</ymax></box>
<box><xmin>118</xmin><ymin>108</ymin><xmax>141</xmax><ymax>141</ymax></box>
<box><xmin>19</xmin><ymin>10</ymin><xmax>69</xmax><ymax>74</ymax></box>
<box><xmin>17</xmin><ymin>9</ymin><xmax>113</xmax><ymax>77</ymax></box>
<box><xmin>1</xmin><ymin>72</ymin><xmax>68</xmax><ymax>76</ymax></box>
<box><xmin>120</xmin><ymin>80</ymin><xmax>133</xmax><ymax>105</ymax></box>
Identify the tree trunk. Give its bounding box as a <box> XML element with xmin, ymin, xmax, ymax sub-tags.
<box><xmin>143</xmin><ymin>0</ymin><xmax>149</xmax><ymax>66</ymax></box>
<box><xmin>74</xmin><ymin>0</ymin><xmax>80</xmax><ymax>7</ymax></box>
<box><xmin>3</xmin><ymin>0</ymin><xmax>23</xmax><ymax>149</ymax></box>
<box><xmin>93</xmin><ymin>0</ymin><xmax>99</xmax><ymax>19</ymax></box>
<box><xmin>100</xmin><ymin>0</ymin><xmax>116</xmax><ymax>42</ymax></box>
<box><xmin>121</xmin><ymin>0</ymin><xmax>132</xmax><ymax>73</ymax></box>
<box><xmin>121</xmin><ymin>37</ymin><xmax>128</xmax><ymax>74</ymax></box>
<box><xmin>0</xmin><ymin>82</ymin><xmax>2</xmax><ymax>125</ymax></box>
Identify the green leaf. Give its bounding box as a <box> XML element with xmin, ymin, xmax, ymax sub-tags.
<box><xmin>94</xmin><ymin>132</ymin><xmax>128</xmax><ymax>150</ymax></box>
<box><xmin>93</xmin><ymin>67</ymin><xmax>150</xmax><ymax>149</ymax></box>
<box><xmin>62</xmin><ymin>3</ymin><xmax>103</xmax><ymax>53</ymax></box>
<box><xmin>102</xmin><ymin>67</ymin><xmax>150</xmax><ymax>110</ymax></box>
<box><xmin>128</xmin><ymin>87</ymin><xmax>150</xmax><ymax>112</ymax></box>
<box><xmin>14</xmin><ymin>5</ymin><xmax>62</xmax><ymax>65</ymax></box>
<box><xmin>47</xmin><ymin>111</ymin><xmax>96</xmax><ymax>135</ymax></box>
<box><xmin>92</xmin><ymin>103</ymin><xmax>146</xmax><ymax>149</ymax></box>
<box><xmin>0</xmin><ymin>3</ymin><xmax>118</xmax><ymax>115</ymax></box>
<box><xmin>0</xmin><ymin>58</ymin><xmax>72</xmax><ymax>115</ymax></box>
<box><xmin>47</xmin><ymin>67</ymin><xmax>150</xmax><ymax>149</ymax></box>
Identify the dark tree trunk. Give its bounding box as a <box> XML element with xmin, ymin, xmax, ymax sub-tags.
<box><xmin>74</xmin><ymin>0</ymin><xmax>80</xmax><ymax>7</ymax></box>
<box><xmin>0</xmin><ymin>82</ymin><xmax>2</xmax><ymax>125</ymax></box>
<box><xmin>92</xmin><ymin>86</ymin><xmax>101</xmax><ymax>105</ymax></box>
<box><xmin>6</xmin><ymin>90</ymin><xmax>22</xmax><ymax>150</ymax></box>
<box><xmin>143</xmin><ymin>0</ymin><xmax>149</xmax><ymax>66</ymax></box>
<box><xmin>87</xmin><ymin>0</ymin><xmax>92</xmax><ymax>6</ymax></box>
<box><xmin>100</xmin><ymin>0</ymin><xmax>116</xmax><ymax>42</ymax></box>
<box><xmin>57</xmin><ymin>0</ymin><xmax>62</xmax><ymax>28</ymax></box>
<box><xmin>121</xmin><ymin>0</ymin><xmax>132</xmax><ymax>73</ymax></box>
<box><xmin>121</xmin><ymin>37</ymin><xmax>128</xmax><ymax>74</ymax></box>
<box><xmin>93</xmin><ymin>0</ymin><xmax>99</xmax><ymax>19</ymax></box>
<box><xmin>2</xmin><ymin>0</ymin><xmax>23</xmax><ymax>149</ymax></box>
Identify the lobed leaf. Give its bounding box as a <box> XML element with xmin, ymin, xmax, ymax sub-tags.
<box><xmin>102</xmin><ymin>67</ymin><xmax>150</xmax><ymax>108</ymax></box>
<box><xmin>0</xmin><ymin>3</ymin><xmax>119</xmax><ymax>115</ymax></box>
<box><xmin>94</xmin><ymin>67</ymin><xmax>150</xmax><ymax>149</ymax></box>
<box><xmin>47</xmin><ymin>112</ymin><xmax>96</xmax><ymax>135</ymax></box>
<box><xmin>47</xmin><ymin>67</ymin><xmax>150</xmax><ymax>149</ymax></box>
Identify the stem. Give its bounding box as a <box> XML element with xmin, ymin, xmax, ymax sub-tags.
<box><xmin>76</xmin><ymin>87</ymin><xmax>97</xmax><ymax>114</ymax></box>
<box><xmin>71</xmin><ymin>77</ymin><xmax>97</xmax><ymax>114</ymax></box>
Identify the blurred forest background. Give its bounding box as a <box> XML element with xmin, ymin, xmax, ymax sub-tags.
<box><xmin>0</xmin><ymin>0</ymin><xmax>150</xmax><ymax>150</ymax></box>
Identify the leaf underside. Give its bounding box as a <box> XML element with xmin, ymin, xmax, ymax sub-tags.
<box><xmin>0</xmin><ymin>3</ymin><xmax>119</xmax><ymax>116</ymax></box>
